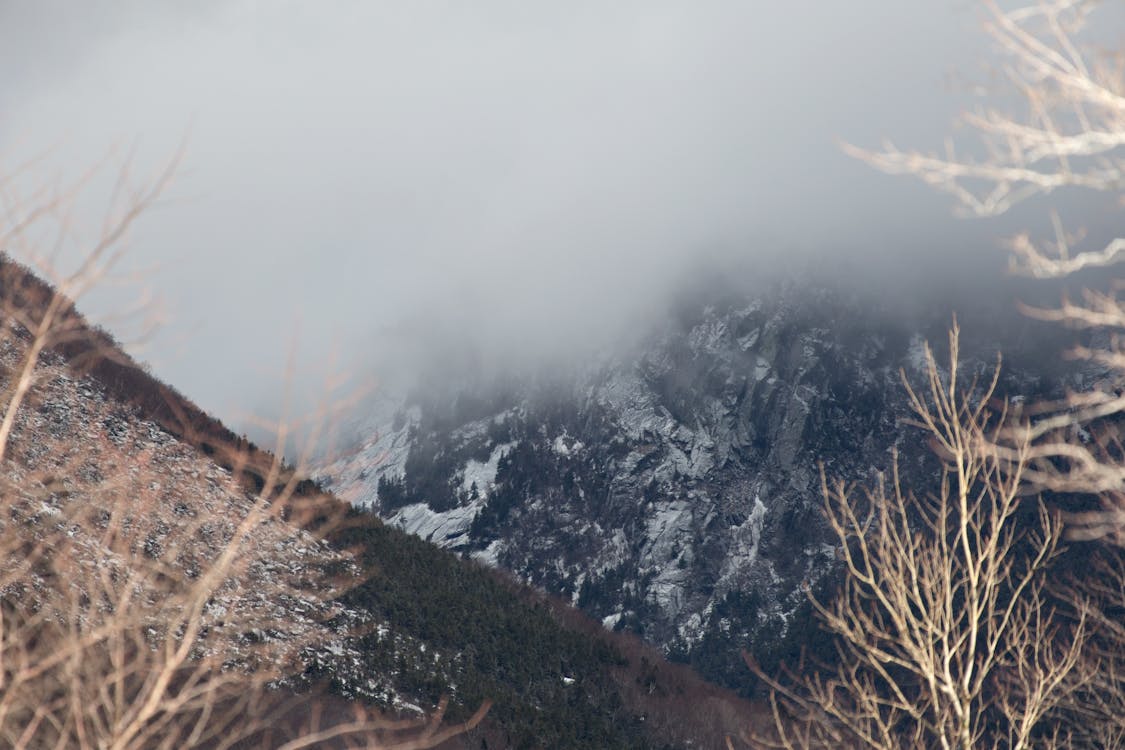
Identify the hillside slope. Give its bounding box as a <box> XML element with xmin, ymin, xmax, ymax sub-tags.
<box><xmin>0</xmin><ymin>258</ymin><xmax>757</xmax><ymax>748</ymax></box>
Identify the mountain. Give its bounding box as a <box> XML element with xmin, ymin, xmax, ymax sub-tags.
<box><xmin>317</xmin><ymin>279</ymin><xmax>1054</xmax><ymax>694</ymax></box>
<box><xmin>0</xmin><ymin>258</ymin><xmax>757</xmax><ymax>748</ymax></box>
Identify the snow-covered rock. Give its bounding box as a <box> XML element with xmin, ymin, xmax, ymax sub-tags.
<box><xmin>316</xmin><ymin>283</ymin><xmax>1037</xmax><ymax>691</ymax></box>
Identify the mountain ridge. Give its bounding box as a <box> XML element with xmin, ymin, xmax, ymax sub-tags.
<box><xmin>318</xmin><ymin>277</ymin><xmax>1055</xmax><ymax>695</ymax></box>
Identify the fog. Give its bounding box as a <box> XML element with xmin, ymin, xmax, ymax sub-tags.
<box><xmin>2</xmin><ymin>1</ymin><xmax>1118</xmax><ymax>436</ymax></box>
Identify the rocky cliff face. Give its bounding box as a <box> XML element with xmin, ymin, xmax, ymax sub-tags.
<box><xmin>317</xmin><ymin>283</ymin><xmax>1012</xmax><ymax>691</ymax></box>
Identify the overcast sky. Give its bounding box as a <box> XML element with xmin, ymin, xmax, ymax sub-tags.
<box><xmin>2</xmin><ymin>1</ymin><xmax>1117</xmax><ymax>434</ymax></box>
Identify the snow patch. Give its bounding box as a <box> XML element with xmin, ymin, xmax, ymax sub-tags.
<box><xmin>313</xmin><ymin>402</ymin><xmax>419</xmax><ymax>508</ymax></box>
<box><xmin>459</xmin><ymin>442</ymin><xmax>513</xmax><ymax>495</ymax></box>
<box><xmin>906</xmin><ymin>333</ymin><xmax>931</xmax><ymax>374</ymax></box>
<box><xmin>389</xmin><ymin>498</ymin><xmax>485</xmax><ymax>548</ymax></box>
<box><xmin>552</xmin><ymin>433</ymin><xmax>584</xmax><ymax>457</ymax></box>
<box><xmin>471</xmin><ymin>539</ymin><xmax>503</xmax><ymax>567</ymax></box>
<box><xmin>715</xmin><ymin>495</ymin><xmax>769</xmax><ymax>591</ymax></box>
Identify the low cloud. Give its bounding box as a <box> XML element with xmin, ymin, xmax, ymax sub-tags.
<box><xmin>3</xmin><ymin>1</ymin><xmax>1118</xmax><ymax>435</ymax></box>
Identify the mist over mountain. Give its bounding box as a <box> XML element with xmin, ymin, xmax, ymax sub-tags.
<box><xmin>10</xmin><ymin>0</ymin><xmax>1117</xmax><ymax>434</ymax></box>
<box><xmin>339</xmin><ymin>248</ymin><xmax>1070</xmax><ymax>427</ymax></box>
<box><xmin>315</xmin><ymin>269</ymin><xmax>1076</xmax><ymax>697</ymax></box>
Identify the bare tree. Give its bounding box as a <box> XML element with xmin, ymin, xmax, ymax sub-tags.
<box><xmin>743</xmin><ymin>325</ymin><xmax>1089</xmax><ymax>749</ymax></box>
<box><xmin>0</xmin><ymin>155</ymin><xmax>487</xmax><ymax>748</ymax></box>
<box><xmin>847</xmin><ymin>0</ymin><xmax>1125</xmax><ymax>538</ymax></box>
<box><xmin>783</xmin><ymin>1</ymin><xmax>1125</xmax><ymax>746</ymax></box>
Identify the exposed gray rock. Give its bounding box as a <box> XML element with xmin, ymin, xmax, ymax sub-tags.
<box><xmin>317</xmin><ymin>284</ymin><xmax>1033</xmax><ymax>691</ymax></box>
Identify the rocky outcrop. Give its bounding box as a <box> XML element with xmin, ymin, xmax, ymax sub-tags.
<box><xmin>317</xmin><ymin>285</ymin><xmax>989</xmax><ymax>692</ymax></box>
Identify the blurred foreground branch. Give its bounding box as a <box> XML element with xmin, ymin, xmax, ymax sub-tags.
<box><xmin>0</xmin><ymin>155</ymin><xmax>486</xmax><ymax>747</ymax></box>
<box><xmin>851</xmin><ymin>0</ymin><xmax>1125</xmax><ymax>542</ymax></box>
